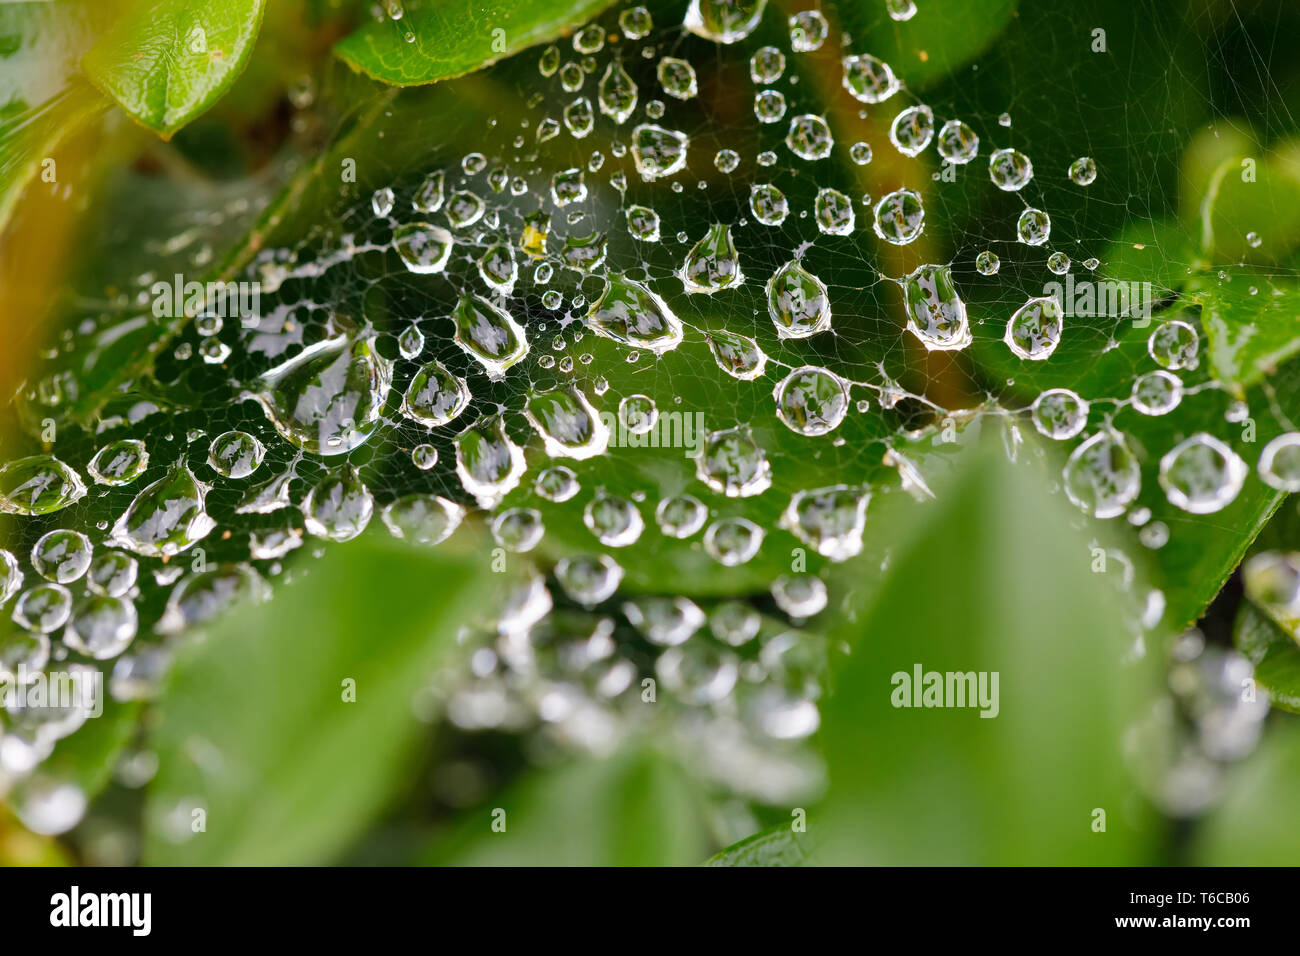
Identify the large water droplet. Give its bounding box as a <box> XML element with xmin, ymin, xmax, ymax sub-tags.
<box><xmin>681</xmin><ymin>223</ymin><xmax>743</xmax><ymax>294</ymax></box>
<box><xmin>872</xmin><ymin>188</ymin><xmax>925</xmax><ymax>245</ymax></box>
<box><xmin>31</xmin><ymin>529</ymin><xmax>92</xmax><ymax>583</ymax></box>
<box><xmin>393</xmin><ymin>221</ymin><xmax>454</xmax><ymax>273</ymax></box>
<box><xmin>781</xmin><ymin>485</ymin><xmax>869</xmax><ymax>561</ymax></box>
<box><xmin>749</xmin><ymin>183</ymin><xmax>789</xmax><ymax>225</ymax></box>
<box><xmin>889</xmin><ymin>104</ymin><xmax>934</xmax><ymax>157</ymax></box>
<box><xmin>251</xmin><ymin>329</ymin><xmax>392</xmax><ymax>455</ymax></box>
<box><xmin>1159</xmin><ymin>433</ymin><xmax>1246</xmax><ymax>515</ymax></box>
<box><xmin>1131</xmin><ymin>370</ymin><xmax>1183</xmax><ymax>416</ymax></box>
<box><xmin>1031</xmin><ymin>388</ymin><xmax>1089</xmax><ymax>440</ymax></box>
<box><xmin>0</xmin><ymin>455</ymin><xmax>86</xmax><ymax>516</ymax></box>
<box><xmin>380</xmin><ymin>494</ymin><xmax>464</xmax><ymax>546</ymax></box>
<box><xmin>767</xmin><ymin>259</ymin><xmax>831</xmax><ymax>338</ymax></box>
<box><xmin>302</xmin><ymin>466</ymin><xmax>374</xmax><ymax>542</ymax></box>
<box><xmin>1004</xmin><ymin>295</ymin><xmax>1063</xmax><ymax>360</ymax></box>
<box><xmin>525</xmin><ymin>387</ymin><xmax>610</xmax><ymax>459</ymax></box>
<box><xmin>901</xmin><ymin>264</ymin><xmax>971</xmax><ymax>350</ymax></box>
<box><xmin>696</xmin><ymin>426</ymin><xmax>772</xmax><ymax>497</ymax></box>
<box><xmin>555</xmin><ymin>553</ymin><xmax>624</xmax><ymax>606</ymax></box>
<box><xmin>587</xmin><ymin>272</ymin><xmax>684</xmax><ymax>354</ymax></box>
<box><xmin>402</xmin><ymin>359</ymin><xmax>470</xmax><ymax>427</ymax></box>
<box><xmin>655</xmin><ymin>493</ymin><xmax>708</xmax><ymax>538</ymax></box>
<box><xmin>207</xmin><ymin>430</ymin><xmax>265</xmax><ymax>479</ymax></box>
<box><xmin>773</xmin><ymin>366</ymin><xmax>848</xmax><ymax>436</ymax></box>
<box><xmin>988</xmin><ymin>147</ymin><xmax>1033</xmax><ymax>191</ymax></box>
<box><xmin>842</xmin><ymin>53</ymin><xmax>899</xmax><ymax>103</ymax></box>
<box><xmin>1063</xmin><ymin>430</ymin><xmax>1141</xmax><ymax>519</ymax></box>
<box><xmin>657</xmin><ymin>56</ymin><xmax>698</xmax><ymax>100</ymax></box>
<box><xmin>598</xmin><ymin>59</ymin><xmax>638</xmax><ymax>123</ymax></box>
<box><xmin>815</xmin><ymin>187</ymin><xmax>855</xmax><ymax>235</ymax></box>
<box><xmin>64</xmin><ymin>595</ymin><xmax>138</xmax><ymax>660</ymax></box>
<box><xmin>453</xmin><ymin>294</ymin><xmax>530</xmax><ymax>379</ymax></box>
<box><xmin>1148</xmin><ymin>320</ymin><xmax>1199</xmax><ymax>370</ymax></box>
<box><xmin>584</xmin><ymin>491</ymin><xmax>645</xmax><ymax>546</ymax></box>
<box><xmin>785</xmin><ymin>114</ymin><xmax>834</xmax><ymax>161</ymax></box>
<box><xmin>707</xmin><ymin>330</ymin><xmax>768</xmax><ymax>380</ymax></box>
<box><xmin>88</xmin><ymin>440</ymin><xmax>149</xmax><ymax>486</ymax></box>
<box><xmin>156</xmin><ymin>564</ymin><xmax>269</xmax><ymax>635</ymax></box>
<box><xmin>477</xmin><ymin>242</ymin><xmax>518</xmax><ymax>296</ymax></box>
<box><xmin>108</xmin><ymin>463</ymin><xmax>216</xmax><ymax>556</ymax></box>
<box><xmin>704</xmin><ymin>517</ymin><xmax>764</xmax><ymax>565</ymax></box>
<box><xmin>631</xmin><ymin>124</ymin><xmax>689</xmax><ymax>181</ymax></box>
<box><xmin>684</xmin><ymin>0</ymin><xmax>767</xmax><ymax>44</ymax></box>
<box><xmin>455</xmin><ymin>417</ymin><xmax>527</xmax><ymax>507</ymax></box>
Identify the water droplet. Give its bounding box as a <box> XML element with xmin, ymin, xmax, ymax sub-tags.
<box><xmin>1016</xmin><ymin>207</ymin><xmax>1051</xmax><ymax>246</ymax></box>
<box><xmin>520</xmin><ymin>210</ymin><xmax>550</xmax><ymax>258</ymax></box>
<box><xmin>936</xmin><ymin>119</ymin><xmax>979</xmax><ymax>164</ymax></box>
<box><xmin>455</xmin><ymin>417</ymin><xmax>526</xmax><ymax>507</ymax></box>
<box><xmin>619</xmin><ymin>394</ymin><xmax>658</xmax><ymax>433</ymax></box>
<box><xmin>64</xmin><ymin>595</ymin><xmax>137</xmax><ymax>660</ymax></box>
<box><xmin>619</xmin><ymin>6</ymin><xmax>653</xmax><ymax>39</ymax></box>
<box><xmin>402</xmin><ymin>359</ymin><xmax>470</xmax><ymax>428</ymax></box>
<box><xmin>681</xmin><ymin>223</ymin><xmax>744</xmax><ymax>294</ymax></box>
<box><xmin>1259</xmin><ymin>433</ymin><xmax>1300</xmax><ymax>492</ymax></box>
<box><xmin>559</xmin><ymin>61</ymin><xmax>584</xmax><ymax>92</ymax></box>
<box><xmin>704</xmin><ymin>517</ymin><xmax>764</xmax><ymax>565</ymax></box>
<box><xmin>1063</xmin><ymin>430</ymin><xmax>1141</xmax><ymax>518</ymax></box>
<box><xmin>975</xmin><ymin>250</ymin><xmax>1000</xmax><ymax>275</ymax></box>
<box><xmin>1069</xmin><ymin>156</ymin><xmax>1097</xmax><ymax>186</ymax></box>
<box><xmin>1031</xmin><ymin>388</ymin><xmax>1089</xmax><ymax>440</ymax></box>
<box><xmin>452</xmin><ymin>294</ymin><xmax>529</xmax><ymax>380</ymax></box>
<box><xmin>1148</xmin><ymin>320</ymin><xmax>1199</xmax><ymax>370</ymax></box>
<box><xmin>598</xmin><ymin>59</ymin><xmax>638</xmax><ymax>123</ymax></box>
<box><xmin>889</xmin><ymin>105</ymin><xmax>934</xmax><ymax>157</ymax></box>
<box><xmin>538</xmin><ymin>45</ymin><xmax>560</xmax><ymax>77</ymax></box>
<box><xmin>397</xmin><ymin>323</ymin><xmax>425</xmax><ymax>360</ymax></box>
<box><xmin>156</xmin><ymin>564</ymin><xmax>269</xmax><ymax>634</ymax></box>
<box><xmin>781</xmin><ymin>485</ymin><xmax>869</xmax><ymax>561</ymax></box>
<box><xmin>842</xmin><ymin>53</ymin><xmax>899</xmax><ymax>103</ymax></box>
<box><xmin>696</xmin><ymin>426</ymin><xmax>772</xmax><ymax>497</ymax></box>
<box><xmin>626</xmin><ymin>204</ymin><xmax>661</xmax><ymax>241</ymax></box>
<box><xmin>535</xmin><ymin>464</ymin><xmax>580</xmax><ymax>502</ymax></box>
<box><xmin>988</xmin><ymin>147</ymin><xmax>1034</xmax><ymax>191</ymax></box>
<box><xmin>525</xmin><ymin>386</ymin><xmax>610</xmax><ymax>459</ymax></box>
<box><xmin>788</xmin><ymin>9</ymin><xmax>828</xmax><ymax>51</ymax></box>
<box><xmin>0</xmin><ymin>455</ymin><xmax>86</xmax><ymax>515</ymax></box>
<box><xmin>1159</xmin><ymin>433</ymin><xmax>1246</xmax><ymax>514</ymax></box>
<box><xmin>411</xmin><ymin>444</ymin><xmax>438</xmax><ymax>470</ymax></box>
<box><xmin>1004</xmin><ymin>295</ymin><xmax>1063</xmax><ymax>360</ymax></box>
<box><xmin>767</xmin><ymin>259</ymin><xmax>831</xmax><ymax>338</ymax></box>
<box><xmin>87</xmin><ymin>551</ymin><xmax>137</xmax><ymax>597</ymax></box>
<box><xmin>1131</xmin><ymin>370</ymin><xmax>1183</xmax><ymax>416</ymax></box>
<box><xmin>13</xmin><ymin>583</ymin><xmax>72</xmax><ymax>632</ymax></box>
<box><xmin>815</xmin><ymin>187</ymin><xmax>855</xmax><ymax>235</ymax></box>
<box><xmin>563</xmin><ymin>96</ymin><xmax>595</xmax><ymax>137</ymax></box>
<box><xmin>774</xmin><ymin>366</ymin><xmax>848</xmax><ymax>436</ymax></box>
<box><xmin>785</xmin><ymin>114</ymin><xmax>834</xmax><ymax>160</ymax></box>
<box><xmin>1047</xmin><ymin>251</ymin><xmax>1070</xmax><ymax>274</ymax></box>
<box><xmin>872</xmin><ymin>188</ymin><xmax>925</xmax><ymax>245</ymax></box>
<box><xmin>707</xmin><ymin>330</ymin><xmax>768</xmax><ymax>380</ymax></box>
<box><xmin>445</xmin><ymin>190</ymin><xmax>485</xmax><ymax>228</ymax></box>
<box><xmin>771</xmin><ymin>574</ymin><xmax>827</xmax><ymax>617</ymax></box>
<box><xmin>573</xmin><ymin>23</ymin><xmax>605</xmax><ymax>54</ymax></box>
<box><xmin>207</xmin><ymin>430</ymin><xmax>265</xmax><ymax>479</ymax></box>
<box><xmin>684</xmin><ymin>0</ymin><xmax>768</xmax><ymax>44</ymax></box>
<box><xmin>380</xmin><ymin>494</ymin><xmax>464</xmax><ymax>546</ymax></box>
<box><xmin>749</xmin><ymin>183</ymin><xmax>789</xmax><ymax>225</ymax></box>
<box><xmin>108</xmin><ymin>463</ymin><xmax>215</xmax><ymax>556</ymax></box>
<box><xmin>714</xmin><ymin>148</ymin><xmax>741</xmax><ymax>173</ymax></box>
<box><xmin>235</xmin><ymin>459</ymin><xmax>298</xmax><ymax>514</ymax></box>
<box><xmin>624</xmin><ymin>596</ymin><xmax>705</xmax><ymax>647</ymax></box>
<box><xmin>393</xmin><ymin>221</ymin><xmax>454</xmax><ymax>273</ymax></box>
<box><xmin>631</xmin><ymin>123</ymin><xmax>689</xmax><ymax>180</ymax></box>
<box><xmin>901</xmin><ymin>263</ymin><xmax>971</xmax><ymax>350</ymax></box>
<box><xmin>587</xmin><ymin>272</ymin><xmax>684</xmax><ymax>354</ymax></box>
<box><xmin>753</xmin><ymin>89</ymin><xmax>787</xmax><ymax>123</ymax></box>
<box><xmin>372</xmin><ymin>187</ymin><xmax>395</xmax><ymax>218</ymax></box>
<box><xmin>886</xmin><ymin>0</ymin><xmax>918</xmax><ymax>20</ymax></box>
<box><xmin>750</xmin><ymin>45</ymin><xmax>786</xmax><ymax>83</ymax></box>
<box><xmin>850</xmin><ymin>141</ymin><xmax>873</xmax><ymax>165</ymax></box>
<box><xmin>491</xmin><ymin>507</ymin><xmax>544</xmax><ymax>552</ymax></box>
<box><xmin>657</xmin><ymin>56</ymin><xmax>698</xmax><ymax>99</ymax></box>
<box><xmin>655</xmin><ymin>493</ymin><xmax>708</xmax><ymax>538</ymax></box>
<box><xmin>251</xmin><ymin>329</ymin><xmax>392</xmax><ymax>455</ymax></box>
<box><xmin>302</xmin><ymin>466</ymin><xmax>374</xmax><ymax>542</ymax></box>
<box><xmin>657</xmin><ymin>641</ymin><xmax>738</xmax><ymax>701</ymax></box>
<box><xmin>584</xmin><ymin>491</ymin><xmax>644</xmax><ymax>546</ymax></box>
<box><xmin>412</xmin><ymin>170</ymin><xmax>445</xmax><ymax>213</ymax></box>
<box><xmin>32</xmin><ymin>529</ymin><xmax>91</xmax><ymax>583</ymax></box>
<box><xmin>555</xmin><ymin>553</ymin><xmax>624</xmax><ymax>606</ymax></box>
<box><xmin>477</xmin><ymin>242</ymin><xmax>518</xmax><ymax>297</ymax></box>
<box><xmin>87</xmin><ymin>439</ymin><xmax>149</xmax><ymax>487</ymax></box>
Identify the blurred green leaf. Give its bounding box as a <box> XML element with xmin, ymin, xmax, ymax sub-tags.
<box><xmin>422</xmin><ymin>745</ymin><xmax>711</xmax><ymax>865</ymax></box>
<box><xmin>335</xmin><ymin>0</ymin><xmax>616</xmax><ymax>87</ymax></box>
<box><xmin>1235</xmin><ymin>600</ymin><xmax>1300</xmax><ymax>715</ymax></box>
<box><xmin>815</xmin><ymin>440</ymin><xmax>1156</xmax><ymax>864</ymax></box>
<box><xmin>704</xmin><ymin>822</ymin><xmax>809</xmax><ymax>866</ymax></box>
<box><xmin>143</xmin><ymin>531</ymin><xmax>493</xmax><ymax>865</ymax></box>
<box><xmin>43</xmin><ymin>698</ymin><xmax>143</xmax><ymax>800</ymax></box>
<box><xmin>1193</xmin><ymin>719</ymin><xmax>1300</xmax><ymax>865</ymax></box>
<box><xmin>82</xmin><ymin>0</ymin><xmax>267</xmax><ymax>137</ymax></box>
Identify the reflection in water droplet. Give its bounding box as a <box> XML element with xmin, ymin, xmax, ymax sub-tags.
<box><xmin>380</xmin><ymin>494</ymin><xmax>464</xmax><ymax>546</ymax></box>
<box><xmin>1063</xmin><ymin>430</ymin><xmax>1141</xmax><ymax>519</ymax></box>
<box><xmin>781</xmin><ymin>485</ymin><xmax>869</xmax><ymax>561</ymax></box>
<box><xmin>872</xmin><ymin>189</ymin><xmax>925</xmax><ymax>245</ymax></box>
<box><xmin>584</xmin><ymin>491</ymin><xmax>644</xmax><ymax>546</ymax></box>
<box><xmin>393</xmin><ymin>221</ymin><xmax>454</xmax><ymax>273</ymax></box>
<box><xmin>0</xmin><ymin>456</ymin><xmax>87</xmax><ymax>516</ymax></box>
<box><xmin>707</xmin><ymin>330</ymin><xmax>768</xmax><ymax>380</ymax></box>
<box><xmin>31</xmin><ymin>529</ymin><xmax>92</xmax><ymax>583</ymax></box>
<box><xmin>491</xmin><ymin>507</ymin><xmax>544</xmax><ymax>552</ymax></box>
<box><xmin>555</xmin><ymin>553</ymin><xmax>624</xmax><ymax>606</ymax></box>
<box><xmin>631</xmin><ymin>124</ymin><xmax>689</xmax><ymax>181</ymax></box>
<box><xmin>587</xmin><ymin>272</ymin><xmax>684</xmax><ymax>354</ymax></box>
<box><xmin>704</xmin><ymin>517</ymin><xmax>764</xmax><ymax>565</ymax></box>
<box><xmin>680</xmin><ymin>223</ymin><xmax>744</xmax><ymax>294</ymax></box>
<box><xmin>657</xmin><ymin>56</ymin><xmax>697</xmax><ymax>100</ymax></box>
<box><xmin>108</xmin><ymin>464</ymin><xmax>216</xmax><ymax>557</ymax></box>
<box><xmin>696</xmin><ymin>426</ymin><xmax>772</xmax><ymax>497</ymax></box>
<box><xmin>302</xmin><ymin>467</ymin><xmax>374</xmax><ymax>542</ymax></box>
<box><xmin>453</xmin><ymin>294</ymin><xmax>530</xmax><ymax>380</ymax></box>
<box><xmin>1004</xmin><ymin>296</ymin><xmax>1063</xmax><ymax>360</ymax></box>
<box><xmin>402</xmin><ymin>360</ymin><xmax>470</xmax><ymax>427</ymax></box>
<box><xmin>785</xmin><ymin>114</ymin><xmax>834</xmax><ymax>161</ymax></box>
<box><xmin>767</xmin><ymin>259</ymin><xmax>831</xmax><ymax>338</ymax></box>
<box><xmin>842</xmin><ymin>53</ymin><xmax>899</xmax><ymax>103</ymax></box>
<box><xmin>89</xmin><ymin>440</ymin><xmax>149</xmax><ymax>486</ymax></box>
<box><xmin>1159</xmin><ymin>433</ymin><xmax>1246</xmax><ymax>515</ymax></box>
<box><xmin>901</xmin><ymin>264</ymin><xmax>971</xmax><ymax>350</ymax></box>
<box><xmin>525</xmin><ymin>387</ymin><xmax>610</xmax><ymax>459</ymax></box>
<box><xmin>64</xmin><ymin>596</ymin><xmax>138</xmax><ymax>660</ymax></box>
<box><xmin>684</xmin><ymin>0</ymin><xmax>767</xmax><ymax>44</ymax></box>
<box><xmin>455</xmin><ymin>417</ymin><xmax>527</xmax><ymax>508</ymax></box>
<box><xmin>207</xmin><ymin>431</ymin><xmax>265</xmax><ymax>479</ymax></box>
<box><xmin>773</xmin><ymin>366</ymin><xmax>848</xmax><ymax>436</ymax></box>
<box><xmin>655</xmin><ymin>493</ymin><xmax>708</xmax><ymax>538</ymax></box>
<box><xmin>1031</xmin><ymin>388</ymin><xmax>1089</xmax><ymax>440</ymax></box>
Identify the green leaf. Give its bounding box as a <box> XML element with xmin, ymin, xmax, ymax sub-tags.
<box><xmin>1193</xmin><ymin>719</ymin><xmax>1300</xmax><ymax>865</ymax></box>
<box><xmin>704</xmin><ymin>823</ymin><xmax>810</xmax><ymax>866</ymax></box>
<box><xmin>335</xmin><ymin>0</ymin><xmax>616</xmax><ymax>87</ymax></box>
<box><xmin>1199</xmin><ymin>274</ymin><xmax>1300</xmax><ymax>392</ymax></box>
<box><xmin>815</xmin><ymin>441</ymin><xmax>1157</xmax><ymax>864</ymax></box>
<box><xmin>422</xmin><ymin>745</ymin><xmax>711</xmax><ymax>866</ymax></box>
<box><xmin>1235</xmin><ymin>601</ymin><xmax>1300</xmax><ymax>715</ymax></box>
<box><xmin>81</xmin><ymin>0</ymin><xmax>267</xmax><ymax>137</ymax></box>
<box><xmin>142</xmin><ymin>531</ymin><xmax>494</xmax><ymax>865</ymax></box>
